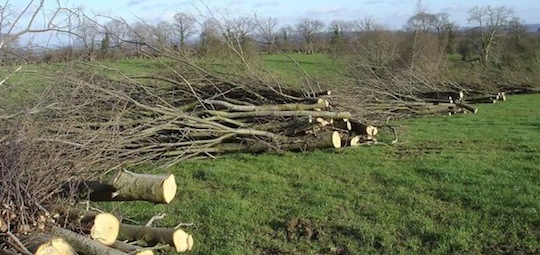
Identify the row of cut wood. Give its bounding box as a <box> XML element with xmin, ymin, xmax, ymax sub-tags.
<box><xmin>1</xmin><ymin>169</ymin><xmax>190</xmax><ymax>255</ymax></box>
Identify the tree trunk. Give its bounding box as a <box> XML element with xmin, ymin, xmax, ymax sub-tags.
<box><xmin>117</xmin><ymin>224</ymin><xmax>193</xmax><ymax>253</ymax></box>
<box><xmin>85</xmin><ymin>169</ymin><xmax>177</xmax><ymax>204</ymax></box>
<box><xmin>53</xmin><ymin>227</ymin><xmax>128</xmax><ymax>255</ymax></box>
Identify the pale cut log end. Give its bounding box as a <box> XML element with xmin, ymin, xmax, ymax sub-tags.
<box><xmin>172</xmin><ymin>229</ymin><xmax>194</xmax><ymax>252</ymax></box>
<box><xmin>332</xmin><ymin>131</ymin><xmax>342</xmax><ymax>149</ymax></box>
<box><xmin>366</xmin><ymin>125</ymin><xmax>378</xmax><ymax>137</ymax></box>
<box><xmin>34</xmin><ymin>238</ymin><xmax>75</xmax><ymax>255</ymax></box>
<box><xmin>350</xmin><ymin>136</ymin><xmax>361</xmax><ymax>147</ymax></box>
<box><xmin>162</xmin><ymin>174</ymin><xmax>177</xmax><ymax>204</ymax></box>
<box><xmin>316</xmin><ymin>98</ymin><xmax>330</xmax><ymax>108</ymax></box>
<box><xmin>0</xmin><ymin>218</ymin><xmax>7</xmax><ymax>232</ymax></box>
<box><xmin>346</xmin><ymin>121</ymin><xmax>352</xmax><ymax>131</ymax></box>
<box><xmin>90</xmin><ymin>213</ymin><xmax>120</xmax><ymax>246</ymax></box>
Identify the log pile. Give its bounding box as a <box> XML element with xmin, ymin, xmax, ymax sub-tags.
<box><xmin>357</xmin><ymin>90</ymin><xmax>510</xmax><ymax>118</ymax></box>
<box><xmin>46</xmin><ymin>74</ymin><xmax>381</xmax><ymax>166</ymax></box>
<box><xmin>1</xmin><ymin>169</ymin><xmax>192</xmax><ymax>254</ymax></box>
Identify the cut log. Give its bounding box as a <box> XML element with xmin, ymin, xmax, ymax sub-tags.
<box><xmin>501</xmin><ymin>87</ymin><xmax>540</xmax><ymax>95</ymax></box>
<box><xmin>56</xmin><ymin>208</ymin><xmax>120</xmax><ymax>246</ymax></box>
<box><xmin>112</xmin><ymin>241</ymin><xmax>155</xmax><ymax>255</ymax></box>
<box><xmin>163</xmin><ymin>131</ymin><xmax>343</xmax><ymax>155</ymax></box>
<box><xmin>498</xmin><ymin>92</ymin><xmax>506</xmax><ymax>101</ymax></box>
<box><xmin>350</xmin><ymin>121</ymin><xmax>378</xmax><ymax>137</ymax></box>
<box><xmin>455</xmin><ymin>102</ymin><xmax>478</xmax><ymax>114</ymax></box>
<box><xmin>410</xmin><ymin>104</ymin><xmax>456</xmax><ymax>115</ymax></box>
<box><xmin>465</xmin><ymin>98</ymin><xmax>497</xmax><ymax>104</ymax></box>
<box><xmin>417</xmin><ymin>91</ymin><xmax>463</xmax><ymax>101</ymax></box>
<box><xmin>205</xmin><ymin>109</ymin><xmax>351</xmax><ymax>120</ymax></box>
<box><xmin>0</xmin><ymin>218</ymin><xmax>7</xmax><ymax>232</ymax></box>
<box><xmin>203</xmin><ymin>100</ymin><xmax>329</xmax><ymax>112</ymax></box>
<box><xmin>24</xmin><ymin>234</ymin><xmax>75</xmax><ymax>255</ymax></box>
<box><xmin>332</xmin><ymin>119</ymin><xmax>352</xmax><ymax>131</ymax></box>
<box><xmin>86</xmin><ymin>169</ymin><xmax>177</xmax><ymax>204</ymax></box>
<box><xmin>53</xmin><ymin>227</ymin><xmax>128</xmax><ymax>255</ymax></box>
<box><xmin>117</xmin><ymin>224</ymin><xmax>193</xmax><ymax>253</ymax></box>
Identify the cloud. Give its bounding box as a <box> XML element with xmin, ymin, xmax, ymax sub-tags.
<box><xmin>364</xmin><ymin>0</ymin><xmax>385</xmax><ymax>4</ymax></box>
<box><xmin>228</xmin><ymin>0</ymin><xmax>244</xmax><ymax>5</ymax></box>
<box><xmin>127</xmin><ymin>0</ymin><xmax>150</xmax><ymax>6</ymax></box>
<box><xmin>251</xmin><ymin>0</ymin><xmax>279</xmax><ymax>8</ymax></box>
<box><xmin>308</xmin><ymin>6</ymin><xmax>346</xmax><ymax>15</ymax></box>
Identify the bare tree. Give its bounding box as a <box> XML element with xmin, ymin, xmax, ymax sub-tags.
<box><xmin>327</xmin><ymin>20</ymin><xmax>353</xmax><ymax>64</ymax></box>
<box><xmin>255</xmin><ymin>16</ymin><xmax>278</xmax><ymax>53</ymax></box>
<box><xmin>278</xmin><ymin>25</ymin><xmax>294</xmax><ymax>53</ymax></box>
<box><xmin>406</xmin><ymin>12</ymin><xmax>437</xmax><ymax>33</ymax></box>
<box><xmin>197</xmin><ymin>18</ymin><xmax>223</xmax><ymax>57</ymax></box>
<box><xmin>223</xmin><ymin>16</ymin><xmax>256</xmax><ymax>45</ymax></box>
<box><xmin>295</xmin><ymin>18</ymin><xmax>324</xmax><ymax>54</ymax></box>
<box><xmin>172</xmin><ymin>12</ymin><xmax>197</xmax><ymax>50</ymax></box>
<box><xmin>76</xmin><ymin>17</ymin><xmax>100</xmax><ymax>61</ymax></box>
<box><xmin>467</xmin><ymin>5</ymin><xmax>515</xmax><ymax>63</ymax></box>
<box><xmin>353</xmin><ymin>16</ymin><xmax>378</xmax><ymax>36</ymax></box>
<box><xmin>153</xmin><ymin>20</ymin><xmax>175</xmax><ymax>47</ymax></box>
<box><xmin>104</xmin><ymin>19</ymin><xmax>129</xmax><ymax>57</ymax></box>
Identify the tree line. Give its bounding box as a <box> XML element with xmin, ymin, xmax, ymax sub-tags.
<box><xmin>2</xmin><ymin>2</ymin><xmax>539</xmax><ymax>72</ymax></box>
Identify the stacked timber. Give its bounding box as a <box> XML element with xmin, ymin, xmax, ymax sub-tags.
<box><xmin>374</xmin><ymin>90</ymin><xmax>512</xmax><ymax>117</ymax></box>
<box><xmin>56</xmin><ymin>73</ymin><xmax>381</xmax><ymax>164</ymax></box>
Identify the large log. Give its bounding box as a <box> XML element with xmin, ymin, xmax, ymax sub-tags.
<box><xmin>85</xmin><ymin>169</ymin><xmax>177</xmax><ymax>204</ymax></box>
<box><xmin>56</xmin><ymin>208</ymin><xmax>120</xmax><ymax>246</ymax></box>
<box><xmin>417</xmin><ymin>91</ymin><xmax>464</xmax><ymax>101</ymax></box>
<box><xmin>455</xmin><ymin>102</ymin><xmax>478</xmax><ymax>114</ymax></box>
<box><xmin>204</xmin><ymin>99</ymin><xmax>329</xmax><ymax>111</ymax></box>
<box><xmin>53</xmin><ymin>227</ymin><xmax>128</xmax><ymax>255</ymax></box>
<box><xmin>117</xmin><ymin>224</ymin><xmax>193</xmax><ymax>253</ymax></box>
<box><xmin>24</xmin><ymin>234</ymin><xmax>75</xmax><ymax>255</ymax></box>
<box><xmin>349</xmin><ymin>121</ymin><xmax>378</xmax><ymax>137</ymax></box>
<box><xmin>111</xmin><ymin>241</ymin><xmax>154</xmax><ymax>255</ymax></box>
<box><xmin>162</xmin><ymin>131</ymin><xmax>343</xmax><ymax>156</ymax></box>
<box><xmin>205</xmin><ymin>109</ymin><xmax>351</xmax><ymax>120</ymax></box>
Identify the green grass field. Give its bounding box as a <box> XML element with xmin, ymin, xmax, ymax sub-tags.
<box><xmin>94</xmin><ymin>63</ymin><xmax>538</xmax><ymax>255</ymax></box>
<box><xmin>4</xmin><ymin>54</ymin><xmax>539</xmax><ymax>254</ymax></box>
<box><xmin>105</xmin><ymin>94</ymin><xmax>539</xmax><ymax>255</ymax></box>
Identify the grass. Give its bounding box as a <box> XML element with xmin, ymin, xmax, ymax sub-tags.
<box><xmin>259</xmin><ymin>53</ymin><xmax>345</xmax><ymax>85</ymax></box>
<box><xmin>101</xmin><ymin>94</ymin><xmax>540</xmax><ymax>255</ymax></box>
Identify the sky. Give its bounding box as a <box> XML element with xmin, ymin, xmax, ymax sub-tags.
<box><xmin>9</xmin><ymin>0</ymin><xmax>540</xmax><ymax>47</ymax></box>
<box><xmin>45</xmin><ymin>0</ymin><xmax>540</xmax><ymax>28</ymax></box>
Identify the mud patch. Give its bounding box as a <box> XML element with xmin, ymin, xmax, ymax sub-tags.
<box><xmin>286</xmin><ymin>217</ymin><xmax>320</xmax><ymax>242</ymax></box>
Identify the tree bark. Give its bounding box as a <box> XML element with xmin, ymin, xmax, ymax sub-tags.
<box><xmin>205</xmin><ymin>109</ymin><xmax>351</xmax><ymax>120</ymax></box>
<box><xmin>85</xmin><ymin>169</ymin><xmax>177</xmax><ymax>204</ymax></box>
<box><xmin>111</xmin><ymin>241</ymin><xmax>155</xmax><ymax>255</ymax></box>
<box><xmin>53</xmin><ymin>227</ymin><xmax>128</xmax><ymax>255</ymax></box>
<box><xmin>117</xmin><ymin>224</ymin><xmax>193</xmax><ymax>253</ymax></box>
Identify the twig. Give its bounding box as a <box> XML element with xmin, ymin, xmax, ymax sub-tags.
<box><xmin>145</xmin><ymin>213</ymin><xmax>167</xmax><ymax>227</ymax></box>
<box><xmin>5</xmin><ymin>231</ymin><xmax>32</xmax><ymax>255</ymax></box>
<box><xmin>174</xmin><ymin>222</ymin><xmax>194</xmax><ymax>229</ymax></box>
